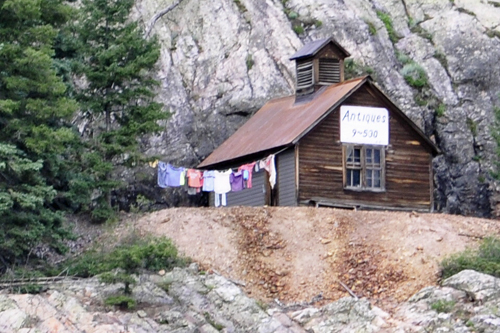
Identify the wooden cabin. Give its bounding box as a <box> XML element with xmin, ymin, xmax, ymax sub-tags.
<box><xmin>198</xmin><ymin>38</ymin><xmax>439</xmax><ymax>211</ymax></box>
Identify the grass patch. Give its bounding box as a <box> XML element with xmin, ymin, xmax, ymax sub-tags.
<box><xmin>314</xmin><ymin>20</ymin><xmax>322</xmax><ymax>28</ymax></box>
<box><xmin>431</xmin><ymin>299</ymin><xmax>456</xmax><ymax>313</ymax></box>
<box><xmin>467</xmin><ymin>118</ymin><xmax>478</xmax><ymax>136</ymax></box>
<box><xmin>433</xmin><ymin>51</ymin><xmax>448</xmax><ymax>69</ymax></box>
<box><xmin>457</xmin><ymin>7</ymin><xmax>476</xmax><ymax>16</ymax></box>
<box><xmin>396</xmin><ymin>50</ymin><xmax>411</xmax><ymax>65</ymax></box>
<box><xmin>486</xmin><ymin>29</ymin><xmax>500</xmax><ymax>39</ymax></box>
<box><xmin>440</xmin><ymin>237</ymin><xmax>500</xmax><ymax>279</ymax></box>
<box><xmin>204</xmin><ymin>312</ymin><xmax>224</xmax><ymax>331</ymax></box>
<box><xmin>233</xmin><ymin>0</ymin><xmax>247</xmax><ymax>13</ymax></box>
<box><xmin>436</xmin><ymin>104</ymin><xmax>446</xmax><ymax>117</ymax></box>
<box><xmin>376</xmin><ymin>10</ymin><xmax>399</xmax><ymax>44</ymax></box>
<box><xmin>364</xmin><ymin>20</ymin><xmax>377</xmax><ymax>35</ymax></box>
<box><xmin>344</xmin><ymin>58</ymin><xmax>375</xmax><ymax>80</ymax></box>
<box><xmin>246</xmin><ymin>54</ymin><xmax>254</xmax><ymax>71</ymax></box>
<box><xmin>401</xmin><ymin>62</ymin><xmax>428</xmax><ymax>88</ymax></box>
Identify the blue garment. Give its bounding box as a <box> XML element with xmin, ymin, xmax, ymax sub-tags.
<box><xmin>158</xmin><ymin>162</ymin><xmax>168</xmax><ymax>188</ymax></box>
<box><xmin>202</xmin><ymin>170</ymin><xmax>215</xmax><ymax>192</ymax></box>
<box><xmin>166</xmin><ymin>164</ymin><xmax>185</xmax><ymax>187</ymax></box>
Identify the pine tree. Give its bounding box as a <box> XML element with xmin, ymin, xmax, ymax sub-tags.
<box><xmin>0</xmin><ymin>0</ymin><xmax>79</xmax><ymax>266</ymax></box>
<box><xmin>75</xmin><ymin>0</ymin><xmax>168</xmax><ymax>222</ymax></box>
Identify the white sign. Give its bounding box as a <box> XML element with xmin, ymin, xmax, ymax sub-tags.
<box><xmin>340</xmin><ymin>105</ymin><xmax>389</xmax><ymax>145</ymax></box>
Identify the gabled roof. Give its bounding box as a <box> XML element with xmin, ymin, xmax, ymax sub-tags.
<box><xmin>198</xmin><ymin>76</ymin><xmax>439</xmax><ymax>169</ymax></box>
<box><xmin>289</xmin><ymin>37</ymin><xmax>351</xmax><ymax>60</ymax></box>
<box><xmin>199</xmin><ymin>77</ymin><xmax>367</xmax><ymax>168</ymax></box>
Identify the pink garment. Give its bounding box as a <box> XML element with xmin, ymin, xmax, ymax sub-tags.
<box><xmin>238</xmin><ymin>162</ymin><xmax>256</xmax><ymax>188</ymax></box>
<box><xmin>264</xmin><ymin>155</ymin><xmax>276</xmax><ymax>189</ymax></box>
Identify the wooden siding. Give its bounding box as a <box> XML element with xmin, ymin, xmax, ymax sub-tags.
<box><xmin>225</xmin><ymin>169</ymin><xmax>266</xmax><ymax>207</ymax></box>
<box><xmin>278</xmin><ymin>148</ymin><xmax>297</xmax><ymax>206</ymax></box>
<box><xmin>298</xmin><ymin>85</ymin><xmax>433</xmax><ymax>210</ymax></box>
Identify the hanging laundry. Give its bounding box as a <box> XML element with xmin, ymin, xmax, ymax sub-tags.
<box><xmin>202</xmin><ymin>170</ymin><xmax>215</xmax><ymax>192</ymax></box>
<box><xmin>264</xmin><ymin>155</ymin><xmax>277</xmax><ymax>189</ymax></box>
<box><xmin>230</xmin><ymin>171</ymin><xmax>244</xmax><ymax>192</ymax></box>
<box><xmin>187</xmin><ymin>187</ymin><xmax>199</xmax><ymax>195</ymax></box>
<box><xmin>157</xmin><ymin>161</ymin><xmax>169</xmax><ymax>188</ymax></box>
<box><xmin>214</xmin><ymin>169</ymin><xmax>232</xmax><ymax>194</ymax></box>
<box><xmin>214</xmin><ymin>193</ymin><xmax>227</xmax><ymax>207</ymax></box>
<box><xmin>238</xmin><ymin>162</ymin><xmax>256</xmax><ymax>188</ymax></box>
<box><xmin>166</xmin><ymin>163</ymin><xmax>186</xmax><ymax>187</ymax></box>
<box><xmin>187</xmin><ymin>169</ymin><xmax>203</xmax><ymax>188</ymax></box>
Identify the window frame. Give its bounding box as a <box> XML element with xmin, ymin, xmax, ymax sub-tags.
<box><xmin>343</xmin><ymin>145</ymin><xmax>386</xmax><ymax>192</ymax></box>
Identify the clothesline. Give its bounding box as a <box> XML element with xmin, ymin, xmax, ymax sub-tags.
<box><xmin>156</xmin><ymin>154</ymin><xmax>277</xmax><ymax>207</ymax></box>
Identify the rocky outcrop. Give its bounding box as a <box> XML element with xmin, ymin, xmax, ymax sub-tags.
<box><xmin>124</xmin><ymin>0</ymin><xmax>500</xmax><ymax>216</ymax></box>
<box><xmin>2</xmin><ymin>266</ymin><xmax>500</xmax><ymax>332</ymax></box>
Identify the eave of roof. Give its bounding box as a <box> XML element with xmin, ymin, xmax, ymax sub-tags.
<box><xmin>198</xmin><ymin>77</ymin><xmax>367</xmax><ymax>168</ymax></box>
<box><xmin>289</xmin><ymin>37</ymin><xmax>351</xmax><ymax>60</ymax></box>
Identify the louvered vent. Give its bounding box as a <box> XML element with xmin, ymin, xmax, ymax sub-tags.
<box><xmin>318</xmin><ymin>58</ymin><xmax>341</xmax><ymax>84</ymax></box>
<box><xmin>296</xmin><ymin>61</ymin><xmax>314</xmax><ymax>90</ymax></box>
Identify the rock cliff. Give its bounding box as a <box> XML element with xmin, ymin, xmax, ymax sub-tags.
<box><xmin>2</xmin><ymin>266</ymin><xmax>500</xmax><ymax>332</ymax></box>
<box><xmin>128</xmin><ymin>0</ymin><xmax>500</xmax><ymax>216</ymax></box>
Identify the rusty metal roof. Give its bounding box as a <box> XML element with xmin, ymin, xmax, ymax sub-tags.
<box><xmin>289</xmin><ymin>37</ymin><xmax>351</xmax><ymax>60</ymax></box>
<box><xmin>198</xmin><ymin>77</ymin><xmax>367</xmax><ymax>168</ymax></box>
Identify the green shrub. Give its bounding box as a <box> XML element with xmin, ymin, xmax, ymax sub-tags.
<box><xmin>440</xmin><ymin>237</ymin><xmax>500</xmax><ymax>279</ymax></box>
<box><xmin>65</xmin><ymin>236</ymin><xmax>188</xmax><ymax>277</ymax></box>
<box><xmin>293</xmin><ymin>25</ymin><xmax>304</xmax><ymax>35</ymax></box>
<box><xmin>104</xmin><ymin>295</ymin><xmax>136</xmax><ymax>310</ymax></box>
<box><xmin>401</xmin><ymin>62</ymin><xmax>428</xmax><ymax>88</ymax></box>
<box><xmin>314</xmin><ymin>20</ymin><xmax>323</xmax><ymax>28</ymax></box>
<box><xmin>431</xmin><ymin>299</ymin><xmax>456</xmax><ymax>313</ymax></box>
<box><xmin>288</xmin><ymin>11</ymin><xmax>299</xmax><ymax>19</ymax></box>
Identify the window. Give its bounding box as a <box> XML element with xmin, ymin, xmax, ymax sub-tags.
<box><xmin>344</xmin><ymin>145</ymin><xmax>385</xmax><ymax>191</ymax></box>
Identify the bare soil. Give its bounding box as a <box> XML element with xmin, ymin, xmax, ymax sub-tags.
<box><xmin>127</xmin><ymin>207</ymin><xmax>498</xmax><ymax>311</ymax></box>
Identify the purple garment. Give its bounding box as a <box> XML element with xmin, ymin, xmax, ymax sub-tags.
<box><xmin>158</xmin><ymin>161</ymin><xmax>168</xmax><ymax>188</ymax></box>
<box><xmin>230</xmin><ymin>171</ymin><xmax>244</xmax><ymax>192</ymax></box>
<box><xmin>166</xmin><ymin>164</ymin><xmax>185</xmax><ymax>187</ymax></box>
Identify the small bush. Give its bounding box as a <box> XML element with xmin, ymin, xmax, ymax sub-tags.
<box><xmin>401</xmin><ymin>62</ymin><xmax>428</xmax><ymax>88</ymax></box>
<box><xmin>288</xmin><ymin>11</ymin><xmax>298</xmax><ymax>19</ymax></box>
<box><xmin>105</xmin><ymin>295</ymin><xmax>136</xmax><ymax>310</ymax></box>
<box><xmin>293</xmin><ymin>25</ymin><xmax>304</xmax><ymax>35</ymax></box>
<box><xmin>431</xmin><ymin>299</ymin><xmax>455</xmax><ymax>313</ymax></box>
<box><xmin>314</xmin><ymin>20</ymin><xmax>322</xmax><ymax>28</ymax></box>
<box><xmin>440</xmin><ymin>237</ymin><xmax>500</xmax><ymax>279</ymax></box>
<box><xmin>65</xmin><ymin>236</ymin><xmax>188</xmax><ymax>277</ymax></box>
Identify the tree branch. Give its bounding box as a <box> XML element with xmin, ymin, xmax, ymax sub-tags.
<box><xmin>144</xmin><ymin>0</ymin><xmax>184</xmax><ymax>39</ymax></box>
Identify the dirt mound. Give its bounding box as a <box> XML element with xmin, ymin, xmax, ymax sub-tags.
<box><xmin>133</xmin><ymin>207</ymin><xmax>499</xmax><ymax>311</ymax></box>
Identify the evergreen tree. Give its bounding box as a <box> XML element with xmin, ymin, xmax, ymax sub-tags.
<box><xmin>75</xmin><ymin>0</ymin><xmax>168</xmax><ymax>222</ymax></box>
<box><xmin>0</xmin><ymin>0</ymin><xmax>79</xmax><ymax>266</ymax></box>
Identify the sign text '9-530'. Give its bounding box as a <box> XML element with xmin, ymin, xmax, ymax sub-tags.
<box><xmin>340</xmin><ymin>105</ymin><xmax>389</xmax><ymax>146</ymax></box>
